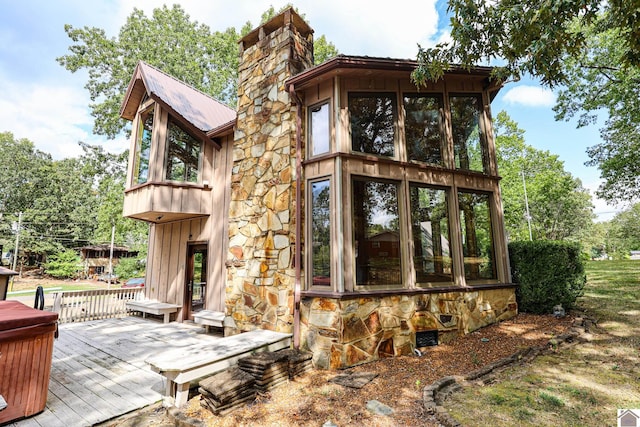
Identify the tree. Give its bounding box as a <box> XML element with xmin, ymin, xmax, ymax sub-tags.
<box><xmin>413</xmin><ymin>1</ymin><xmax>639</xmax><ymax>87</ymax></box>
<box><xmin>413</xmin><ymin>2</ymin><xmax>640</xmax><ymax>204</ymax></box>
<box><xmin>59</xmin><ymin>5</ymin><xmax>338</xmax><ymax>140</ymax></box>
<box><xmin>58</xmin><ymin>5</ymin><xmax>241</xmax><ymax>139</ymax></box>
<box><xmin>607</xmin><ymin>203</ymin><xmax>640</xmax><ymax>258</ymax></box>
<box><xmin>553</xmin><ymin>20</ymin><xmax>640</xmax><ymax>204</ymax></box>
<box><xmin>494</xmin><ymin>111</ymin><xmax>594</xmax><ymax>242</ymax></box>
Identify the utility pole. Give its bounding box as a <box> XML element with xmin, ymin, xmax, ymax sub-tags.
<box><xmin>12</xmin><ymin>212</ymin><xmax>22</xmax><ymax>272</ymax></box>
<box><xmin>107</xmin><ymin>224</ymin><xmax>115</xmax><ymax>289</ymax></box>
<box><xmin>9</xmin><ymin>212</ymin><xmax>22</xmax><ymax>291</ymax></box>
<box><xmin>521</xmin><ymin>170</ymin><xmax>533</xmax><ymax>241</ymax></box>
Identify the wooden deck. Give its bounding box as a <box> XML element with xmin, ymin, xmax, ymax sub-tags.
<box><xmin>8</xmin><ymin>316</ymin><xmax>224</xmax><ymax>427</ymax></box>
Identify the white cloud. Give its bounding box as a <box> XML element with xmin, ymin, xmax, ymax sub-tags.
<box><xmin>0</xmin><ymin>73</ymin><xmax>127</xmax><ymax>159</ymax></box>
<box><xmin>502</xmin><ymin>85</ymin><xmax>556</xmax><ymax>107</ymax></box>
<box><xmin>113</xmin><ymin>0</ymin><xmax>441</xmax><ymax>59</ymax></box>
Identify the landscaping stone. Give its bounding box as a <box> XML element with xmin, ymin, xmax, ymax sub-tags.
<box><xmin>365</xmin><ymin>400</ymin><xmax>394</xmax><ymax>416</ymax></box>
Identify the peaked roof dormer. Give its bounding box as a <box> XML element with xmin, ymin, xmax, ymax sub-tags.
<box><xmin>120</xmin><ymin>61</ymin><xmax>237</xmax><ymax>142</ymax></box>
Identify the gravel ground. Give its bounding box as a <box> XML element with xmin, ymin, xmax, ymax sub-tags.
<box><xmin>105</xmin><ymin>313</ymin><xmax>572</xmax><ymax>427</ymax></box>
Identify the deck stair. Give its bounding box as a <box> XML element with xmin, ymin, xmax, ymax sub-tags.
<box><xmin>145</xmin><ymin>329</ymin><xmax>292</xmax><ymax>407</ymax></box>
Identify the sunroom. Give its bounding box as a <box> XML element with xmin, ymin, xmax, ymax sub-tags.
<box><xmin>286</xmin><ymin>56</ymin><xmax>517</xmax><ymax>368</ymax></box>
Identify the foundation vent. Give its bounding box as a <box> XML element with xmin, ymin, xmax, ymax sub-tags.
<box><xmin>416</xmin><ymin>330</ymin><xmax>438</xmax><ymax>347</ymax></box>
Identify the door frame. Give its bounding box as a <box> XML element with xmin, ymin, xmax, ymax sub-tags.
<box><xmin>184</xmin><ymin>242</ymin><xmax>208</xmax><ymax>321</ymax></box>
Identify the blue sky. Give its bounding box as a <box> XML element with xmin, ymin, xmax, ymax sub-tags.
<box><xmin>0</xmin><ymin>0</ymin><xmax>618</xmax><ymax>220</ymax></box>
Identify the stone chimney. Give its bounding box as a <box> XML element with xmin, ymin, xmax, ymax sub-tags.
<box><xmin>225</xmin><ymin>8</ymin><xmax>313</xmax><ymax>333</ymax></box>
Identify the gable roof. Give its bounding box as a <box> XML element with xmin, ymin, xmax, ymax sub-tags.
<box><xmin>120</xmin><ymin>61</ymin><xmax>236</xmax><ymax>139</ymax></box>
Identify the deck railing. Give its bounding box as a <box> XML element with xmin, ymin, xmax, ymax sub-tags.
<box><xmin>52</xmin><ymin>288</ymin><xmax>145</xmax><ymax>323</ymax></box>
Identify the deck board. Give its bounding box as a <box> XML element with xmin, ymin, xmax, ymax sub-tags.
<box><xmin>9</xmin><ymin>317</ymin><xmax>224</xmax><ymax>427</ymax></box>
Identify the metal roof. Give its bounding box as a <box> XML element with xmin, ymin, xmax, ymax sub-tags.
<box><xmin>120</xmin><ymin>61</ymin><xmax>236</xmax><ymax>135</ymax></box>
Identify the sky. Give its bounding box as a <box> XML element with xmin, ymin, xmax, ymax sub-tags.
<box><xmin>0</xmin><ymin>0</ymin><xmax>620</xmax><ymax>220</ymax></box>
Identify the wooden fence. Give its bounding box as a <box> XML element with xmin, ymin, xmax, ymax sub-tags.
<box><xmin>52</xmin><ymin>288</ymin><xmax>145</xmax><ymax>323</ymax></box>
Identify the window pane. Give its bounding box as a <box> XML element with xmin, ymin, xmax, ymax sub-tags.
<box><xmin>311</xmin><ymin>180</ymin><xmax>331</xmax><ymax>286</ymax></box>
<box><xmin>458</xmin><ymin>191</ymin><xmax>496</xmax><ymax>280</ymax></box>
<box><xmin>166</xmin><ymin>119</ymin><xmax>202</xmax><ymax>183</ymax></box>
<box><xmin>404</xmin><ymin>95</ymin><xmax>444</xmax><ymax>165</ymax></box>
<box><xmin>353</xmin><ymin>179</ymin><xmax>401</xmax><ymax>286</ymax></box>
<box><xmin>450</xmin><ymin>95</ymin><xmax>487</xmax><ymax>173</ymax></box>
<box><xmin>135</xmin><ymin>107</ymin><xmax>153</xmax><ymax>185</ymax></box>
<box><xmin>310</xmin><ymin>103</ymin><xmax>330</xmax><ymax>156</ymax></box>
<box><xmin>409</xmin><ymin>185</ymin><xmax>452</xmax><ymax>283</ymax></box>
<box><xmin>349</xmin><ymin>93</ymin><xmax>396</xmax><ymax>157</ymax></box>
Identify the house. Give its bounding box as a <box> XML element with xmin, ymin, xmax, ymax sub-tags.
<box><xmin>120</xmin><ymin>8</ymin><xmax>517</xmax><ymax>369</ymax></box>
<box><xmin>79</xmin><ymin>244</ymin><xmax>139</xmax><ymax>278</ymax></box>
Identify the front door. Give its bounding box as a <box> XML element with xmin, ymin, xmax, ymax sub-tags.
<box><xmin>185</xmin><ymin>243</ymin><xmax>207</xmax><ymax>320</ymax></box>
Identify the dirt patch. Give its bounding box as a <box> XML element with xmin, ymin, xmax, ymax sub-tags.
<box><xmin>108</xmin><ymin>313</ymin><xmax>572</xmax><ymax>427</ymax></box>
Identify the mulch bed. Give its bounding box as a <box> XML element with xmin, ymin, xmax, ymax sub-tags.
<box><xmin>178</xmin><ymin>313</ymin><xmax>574</xmax><ymax>426</ymax></box>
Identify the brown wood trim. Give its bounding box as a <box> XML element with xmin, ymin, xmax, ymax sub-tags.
<box><xmin>303</xmin><ymin>152</ymin><xmax>503</xmax><ymax>181</ymax></box>
<box><xmin>300</xmin><ymin>282</ymin><xmax>517</xmax><ymax>299</ymax></box>
<box><xmin>125</xmin><ymin>180</ymin><xmax>213</xmax><ymax>194</ymax></box>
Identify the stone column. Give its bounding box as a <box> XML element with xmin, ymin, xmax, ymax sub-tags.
<box><xmin>225</xmin><ymin>10</ymin><xmax>313</xmax><ymax>334</ymax></box>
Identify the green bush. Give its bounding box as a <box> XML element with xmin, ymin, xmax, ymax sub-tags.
<box><xmin>509</xmin><ymin>240</ymin><xmax>586</xmax><ymax>314</ymax></box>
<box><xmin>44</xmin><ymin>249</ymin><xmax>82</xmax><ymax>279</ymax></box>
<box><xmin>114</xmin><ymin>257</ymin><xmax>145</xmax><ymax>281</ymax></box>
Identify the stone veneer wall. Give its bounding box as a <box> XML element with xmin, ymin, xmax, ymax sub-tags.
<box><xmin>225</xmin><ymin>18</ymin><xmax>313</xmax><ymax>333</ymax></box>
<box><xmin>300</xmin><ymin>288</ymin><xmax>517</xmax><ymax>369</ymax></box>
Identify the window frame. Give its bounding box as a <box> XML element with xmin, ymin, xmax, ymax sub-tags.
<box><xmin>307</xmin><ymin>176</ymin><xmax>334</xmax><ymax>290</ymax></box>
<box><xmin>163</xmin><ymin>116</ymin><xmax>204</xmax><ymax>184</ymax></box>
<box><xmin>351</xmin><ymin>175</ymin><xmax>405</xmax><ymax>290</ymax></box>
<box><xmin>348</xmin><ymin>92</ymin><xmax>398</xmax><ymax>159</ymax></box>
<box><xmin>448</xmin><ymin>93</ymin><xmax>490</xmax><ymax>174</ymax></box>
<box><xmin>308</xmin><ymin>100</ymin><xmax>332</xmax><ymax>157</ymax></box>
<box><xmin>457</xmin><ymin>189</ymin><xmax>498</xmax><ymax>283</ymax></box>
<box><xmin>402</xmin><ymin>93</ymin><xmax>446</xmax><ymax>167</ymax></box>
<box><xmin>408</xmin><ymin>182</ymin><xmax>455</xmax><ymax>288</ymax></box>
<box><xmin>133</xmin><ymin>105</ymin><xmax>154</xmax><ymax>186</ymax></box>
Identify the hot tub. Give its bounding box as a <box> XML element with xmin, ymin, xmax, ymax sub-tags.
<box><xmin>0</xmin><ymin>300</ymin><xmax>58</xmax><ymax>423</ymax></box>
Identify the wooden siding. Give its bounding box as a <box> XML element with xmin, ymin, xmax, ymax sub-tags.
<box><xmin>143</xmin><ymin>134</ymin><xmax>234</xmax><ymax>316</ymax></box>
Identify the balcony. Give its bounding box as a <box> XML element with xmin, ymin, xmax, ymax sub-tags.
<box><xmin>123</xmin><ymin>181</ymin><xmax>212</xmax><ymax>223</ymax></box>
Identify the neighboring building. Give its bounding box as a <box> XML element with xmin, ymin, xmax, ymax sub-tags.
<box><xmin>120</xmin><ymin>8</ymin><xmax>517</xmax><ymax>369</ymax></box>
<box><xmin>79</xmin><ymin>244</ymin><xmax>139</xmax><ymax>277</ymax></box>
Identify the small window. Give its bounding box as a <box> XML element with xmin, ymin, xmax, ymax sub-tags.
<box><xmin>404</xmin><ymin>94</ymin><xmax>444</xmax><ymax>165</ymax></box>
<box><xmin>353</xmin><ymin>178</ymin><xmax>401</xmax><ymax>286</ymax></box>
<box><xmin>409</xmin><ymin>184</ymin><xmax>453</xmax><ymax>284</ymax></box>
<box><xmin>165</xmin><ymin>118</ymin><xmax>202</xmax><ymax>183</ymax></box>
<box><xmin>311</xmin><ymin>179</ymin><xmax>331</xmax><ymax>286</ymax></box>
<box><xmin>134</xmin><ymin>106</ymin><xmax>154</xmax><ymax>185</ymax></box>
<box><xmin>349</xmin><ymin>93</ymin><xmax>396</xmax><ymax>157</ymax></box>
<box><xmin>450</xmin><ymin>95</ymin><xmax>488</xmax><ymax>173</ymax></box>
<box><xmin>309</xmin><ymin>102</ymin><xmax>330</xmax><ymax>156</ymax></box>
<box><xmin>458</xmin><ymin>190</ymin><xmax>496</xmax><ymax>281</ymax></box>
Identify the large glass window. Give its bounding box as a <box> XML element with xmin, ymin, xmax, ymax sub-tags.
<box><xmin>311</xmin><ymin>179</ymin><xmax>331</xmax><ymax>286</ymax></box>
<box><xmin>349</xmin><ymin>93</ymin><xmax>396</xmax><ymax>157</ymax></box>
<box><xmin>134</xmin><ymin>106</ymin><xmax>153</xmax><ymax>185</ymax></box>
<box><xmin>410</xmin><ymin>184</ymin><xmax>452</xmax><ymax>284</ymax></box>
<box><xmin>404</xmin><ymin>94</ymin><xmax>444</xmax><ymax>165</ymax></box>
<box><xmin>458</xmin><ymin>191</ymin><xmax>496</xmax><ymax>281</ymax></box>
<box><xmin>165</xmin><ymin>118</ymin><xmax>202</xmax><ymax>183</ymax></box>
<box><xmin>309</xmin><ymin>102</ymin><xmax>330</xmax><ymax>156</ymax></box>
<box><xmin>450</xmin><ymin>95</ymin><xmax>487</xmax><ymax>173</ymax></box>
<box><xmin>353</xmin><ymin>178</ymin><xmax>401</xmax><ymax>286</ymax></box>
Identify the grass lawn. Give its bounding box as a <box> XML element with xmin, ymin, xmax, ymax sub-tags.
<box><xmin>443</xmin><ymin>260</ymin><xmax>640</xmax><ymax>426</ymax></box>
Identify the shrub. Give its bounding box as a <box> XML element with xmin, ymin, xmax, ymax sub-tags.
<box><xmin>509</xmin><ymin>240</ymin><xmax>586</xmax><ymax>314</ymax></box>
<box><xmin>114</xmin><ymin>257</ymin><xmax>145</xmax><ymax>281</ymax></box>
<box><xmin>44</xmin><ymin>249</ymin><xmax>82</xmax><ymax>279</ymax></box>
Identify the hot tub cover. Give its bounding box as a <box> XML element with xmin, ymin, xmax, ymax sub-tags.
<box><xmin>0</xmin><ymin>301</ymin><xmax>58</xmax><ymax>332</ymax></box>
